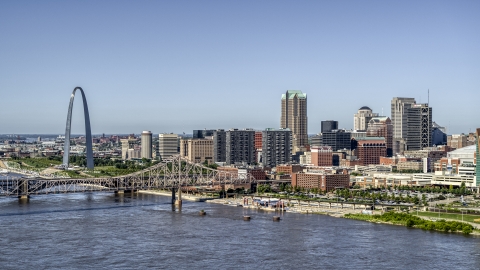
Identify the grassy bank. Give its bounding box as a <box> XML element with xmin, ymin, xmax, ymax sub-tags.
<box><xmin>345</xmin><ymin>212</ymin><xmax>474</xmax><ymax>235</ymax></box>
<box><xmin>414</xmin><ymin>211</ymin><xmax>480</xmax><ymax>224</ymax></box>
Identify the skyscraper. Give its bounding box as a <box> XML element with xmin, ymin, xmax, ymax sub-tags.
<box><xmin>391</xmin><ymin>97</ymin><xmax>432</xmax><ymax>151</ymax></box>
<box><xmin>141</xmin><ymin>131</ymin><xmax>152</xmax><ymax>159</ymax></box>
<box><xmin>353</xmin><ymin>106</ymin><xmax>378</xmax><ymax>131</ymax></box>
<box><xmin>406</xmin><ymin>103</ymin><xmax>432</xmax><ymax>150</ymax></box>
<box><xmin>391</xmin><ymin>97</ymin><xmax>416</xmax><ymax>140</ymax></box>
<box><xmin>281</xmin><ymin>90</ymin><xmax>307</xmax><ymax>152</ymax></box>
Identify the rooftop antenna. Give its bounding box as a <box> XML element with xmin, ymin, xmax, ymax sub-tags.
<box><xmin>381</xmin><ymin>107</ymin><xmax>384</xmax><ymax>116</ymax></box>
<box><xmin>428</xmin><ymin>89</ymin><xmax>430</xmax><ymax>105</ymax></box>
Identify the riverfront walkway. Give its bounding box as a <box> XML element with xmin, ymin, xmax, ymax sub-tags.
<box><xmin>207</xmin><ymin>197</ymin><xmax>367</xmax><ymax>217</ymax></box>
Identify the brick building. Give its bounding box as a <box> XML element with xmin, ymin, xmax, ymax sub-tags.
<box><xmin>366</xmin><ymin>116</ymin><xmax>393</xmax><ymax>157</ymax></box>
<box><xmin>255</xmin><ymin>131</ymin><xmax>263</xmax><ymax>163</ymax></box>
<box><xmin>311</xmin><ymin>146</ymin><xmax>333</xmax><ymax>166</ymax></box>
<box><xmin>352</xmin><ymin>137</ymin><xmax>387</xmax><ymax>166</ymax></box>
<box><xmin>276</xmin><ymin>164</ymin><xmax>304</xmax><ymax>175</ymax></box>
<box><xmin>291</xmin><ymin>172</ymin><xmax>350</xmax><ymax>192</ymax></box>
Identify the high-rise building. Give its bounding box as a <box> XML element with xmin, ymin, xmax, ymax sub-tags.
<box><xmin>354</xmin><ymin>106</ymin><xmax>378</xmax><ymax>131</ymax></box>
<box><xmin>406</xmin><ymin>103</ymin><xmax>432</xmax><ymax>150</ymax></box>
<box><xmin>226</xmin><ymin>129</ymin><xmax>255</xmax><ymax>165</ymax></box>
<box><xmin>141</xmin><ymin>131</ymin><xmax>152</xmax><ymax>159</ymax></box>
<box><xmin>391</xmin><ymin>97</ymin><xmax>432</xmax><ymax>151</ymax></box>
<box><xmin>391</xmin><ymin>97</ymin><xmax>416</xmax><ymax>140</ymax></box>
<box><xmin>158</xmin><ymin>133</ymin><xmax>179</xmax><ymax>160</ymax></box>
<box><xmin>180</xmin><ymin>138</ymin><xmax>214</xmax><ymax>164</ymax></box>
<box><xmin>213</xmin><ymin>129</ymin><xmax>226</xmax><ymax>162</ymax></box>
<box><xmin>321</xmin><ymin>120</ymin><xmax>338</xmax><ymax>133</ymax></box>
<box><xmin>281</xmin><ymin>90</ymin><xmax>307</xmax><ymax>152</ymax></box>
<box><xmin>366</xmin><ymin>117</ymin><xmax>393</xmax><ymax>157</ymax></box>
<box><xmin>261</xmin><ymin>128</ymin><xmax>292</xmax><ymax>168</ymax></box>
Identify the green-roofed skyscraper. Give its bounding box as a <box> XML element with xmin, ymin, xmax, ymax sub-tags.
<box><xmin>281</xmin><ymin>90</ymin><xmax>307</xmax><ymax>153</ymax></box>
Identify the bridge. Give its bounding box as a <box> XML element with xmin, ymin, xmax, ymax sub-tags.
<box><xmin>0</xmin><ymin>156</ymin><xmax>257</xmax><ymax>200</ymax></box>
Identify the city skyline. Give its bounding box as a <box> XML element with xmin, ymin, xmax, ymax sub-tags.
<box><xmin>1</xmin><ymin>1</ymin><xmax>479</xmax><ymax>134</ymax></box>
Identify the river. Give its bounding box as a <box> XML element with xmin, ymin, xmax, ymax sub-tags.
<box><xmin>0</xmin><ymin>192</ymin><xmax>479</xmax><ymax>269</ymax></box>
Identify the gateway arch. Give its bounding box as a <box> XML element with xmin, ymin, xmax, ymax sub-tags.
<box><xmin>62</xmin><ymin>87</ymin><xmax>94</xmax><ymax>169</ymax></box>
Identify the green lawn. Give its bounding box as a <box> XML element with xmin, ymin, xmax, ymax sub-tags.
<box><xmin>414</xmin><ymin>211</ymin><xmax>480</xmax><ymax>223</ymax></box>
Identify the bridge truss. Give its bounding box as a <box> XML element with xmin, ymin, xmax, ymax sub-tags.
<box><xmin>0</xmin><ymin>156</ymin><xmax>256</xmax><ymax>197</ymax></box>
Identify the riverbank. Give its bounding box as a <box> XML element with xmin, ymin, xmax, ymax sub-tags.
<box><xmin>142</xmin><ymin>192</ymin><xmax>480</xmax><ymax>235</ymax></box>
<box><xmin>345</xmin><ymin>212</ymin><xmax>480</xmax><ymax>235</ymax></box>
<box><xmin>206</xmin><ymin>197</ymin><xmax>360</xmax><ymax>217</ymax></box>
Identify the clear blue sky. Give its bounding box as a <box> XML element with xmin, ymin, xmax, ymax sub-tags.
<box><xmin>1</xmin><ymin>0</ymin><xmax>479</xmax><ymax>135</ymax></box>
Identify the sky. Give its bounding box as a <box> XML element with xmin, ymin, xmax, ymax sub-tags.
<box><xmin>1</xmin><ymin>0</ymin><xmax>479</xmax><ymax>135</ymax></box>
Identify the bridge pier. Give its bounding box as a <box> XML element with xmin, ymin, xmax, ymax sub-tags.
<box><xmin>175</xmin><ymin>188</ymin><xmax>182</xmax><ymax>208</ymax></box>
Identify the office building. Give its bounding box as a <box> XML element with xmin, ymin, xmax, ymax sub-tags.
<box><xmin>310</xmin><ymin>134</ymin><xmax>322</xmax><ymax>146</ymax></box>
<box><xmin>391</xmin><ymin>97</ymin><xmax>416</xmax><ymax>140</ymax></box>
<box><xmin>366</xmin><ymin>117</ymin><xmax>393</xmax><ymax>156</ymax></box>
<box><xmin>180</xmin><ymin>138</ymin><xmax>214</xmax><ymax>164</ymax></box>
<box><xmin>311</xmin><ymin>146</ymin><xmax>333</xmax><ymax>166</ymax></box>
<box><xmin>352</xmin><ymin>137</ymin><xmax>387</xmax><ymax>166</ymax></box>
<box><xmin>158</xmin><ymin>133</ymin><xmax>179</xmax><ymax>160</ymax></box>
<box><xmin>432</xmin><ymin>122</ymin><xmax>447</xmax><ymax>146</ymax></box>
<box><xmin>353</xmin><ymin>106</ymin><xmax>378</xmax><ymax>131</ymax></box>
<box><xmin>121</xmin><ymin>137</ymin><xmax>138</xmax><ymax>160</ymax></box>
<box><xmin>321</xmin><ymin>120</ymin><xmax>338</xmax><ymax>133</ymax></box>
<box><xmin>321</xmin><ymin>129</ymin><xmax>352</xmax><ymax>151</ymax></box>
<box><xmin>141</xmin><ymin>130</ymin><xmax>152</xmax><ymax>159</ymax></box>
<box><xmin>261</xmin><ymin>128</ymin><xmax>292</xmax><ymax>168</ymax></box>
<box><xmin>406</xmin><ymin>103</ymin><xmax>432</xmax><ymax>150</ymax></box>
<box><xmin>391</xmin><ymin>97</ymin><xmax>432</xmax><ymax>151</ymax></box>
<box><xmin>281</xmin><ymin>90</ymin><xmax>308</xmax><ymax>152</ymax></box>
<box><xmin>225</xmin><ymin>129</ymin><xmax>256</xmax><ymax>165</ymax></box>
<box><xmin>447</xmin><ymin>134</ymin><xmax>474</xmax><ymax>149</ymax></box>
<box><xmin>299</xmin><ymin>152</ymin><xmax>312</xmax><ymax>165</ymax></box>
<box><xmin>292</xmin><ymin>172</ymin><xmax>349</xmax><ymax>192</ymax></box>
